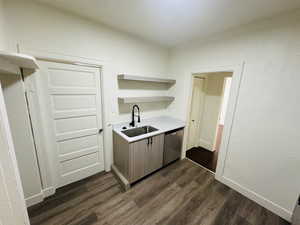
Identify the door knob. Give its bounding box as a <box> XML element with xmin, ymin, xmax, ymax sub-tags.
<box><xmin>99</xmin><ymin>129</ymin><xmax>103</xmax><ymax>133</ymax></box>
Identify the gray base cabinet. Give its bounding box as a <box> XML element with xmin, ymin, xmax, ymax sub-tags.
<box><xmin>113</xmin><ymin>132</ymin><xmax>164</xmax><ymax>183</ymax></box>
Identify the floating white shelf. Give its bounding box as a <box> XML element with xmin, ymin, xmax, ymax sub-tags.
<box><xmin>118</xmin><ymin>96</ymin><xmax>175</xmax><ymax>104</ymax></box>
<box><xmin>0</xmin><ymin>51</ymin><xmax>39</xmax><ymax>75</ymax></box>
<box><xmin>118</xmin><ymin>74</ymin><xmax>176</xmax><ymax>84</ymax></box>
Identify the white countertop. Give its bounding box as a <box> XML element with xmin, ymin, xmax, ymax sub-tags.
<box><xmin>113</xmin><ymin>116</ymin><xmax>185</xmax><ymax>143</ymax></box>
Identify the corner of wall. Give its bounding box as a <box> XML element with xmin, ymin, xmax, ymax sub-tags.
<box><xmin>0</xmin><ymin>0</ymin><xmax>6</xmax><ymax>50</ymax></box>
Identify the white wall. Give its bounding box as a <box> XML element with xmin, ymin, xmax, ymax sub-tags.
<box><xmin>5</xmin><ymin>0</ymin><xmax>170</xmax><ymax>121</ymax></box>
<box><xmin>169</xmin><ymin>10</ymin><xmax>300</xmax><ymax>220</ymax></box>
<box><xmin>4</xmin><ymin>0</ymin><xmax>170</xmax><ymax>179</ymax></box>
<box><xmin>0</xmin><ymin>0</ymin><xmax>5</xmax><ymax>49</ymax></box>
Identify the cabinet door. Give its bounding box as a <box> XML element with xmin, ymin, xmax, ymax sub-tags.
<box><xmin>146</xmin><ymin>134</ymin><xmax>164</xmax><ymax>174</ymax></box>
<box><xmin>129</xmin><ymin>138</ymin><xmax>148</xmax><ymax>183</ymax></box>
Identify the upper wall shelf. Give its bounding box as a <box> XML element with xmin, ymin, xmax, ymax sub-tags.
<box><xmin>118</xmin><ymin>74</ymin><xmax>176</xmax><ymax>84</ymax></box>
<box><xmin>118</xmin><ymin>96</ymin><xmax>175</xmax><ymax>104</ymax></box>
<box><xmin>0</xmin><ymin>51</ymin><xmax>39</xmax><ymax>75</ymax></box>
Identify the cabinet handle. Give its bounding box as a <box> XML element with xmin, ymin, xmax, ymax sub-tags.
<box><xmin>151</xmin><ymin>137</ymin><xmax>153</xmax><ymax>145</ymax></box>
<box><xmin>147</xmin><ymin>138</ymin><xmax>150</xmax><ymax>146</ymax></box>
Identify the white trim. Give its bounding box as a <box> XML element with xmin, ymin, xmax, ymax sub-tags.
<box><xmin>25</xmin><ymin>192</ymin><xmax>44</xmax><ymax>207</ymax></box>
<box><xmin>213</xmin><ymin>64</ymin><xmax>245</xmax><ymax>181</ymax></box>
<box><xmin>42</xmin><ymin>187</ymin><xmax>55</xmax><ymax>198</ymax></box>
<box><xmin>220</xmin><ymin>176</ymin><xmax>292</xmax><ymax>221</ymax></box>
<box><xmin>17</xmin><ymin>45</ymin><xmax>109</xmax><ymax>66</ymax></box>
<box><xmin>25</xmin><ymin>186</ymin><xmax>55</xmax><ymax>207</ymax></box>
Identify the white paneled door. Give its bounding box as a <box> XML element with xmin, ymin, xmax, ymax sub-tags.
<box><xmin>187</xmin><ymin>77</ymin><xmax>205</xmax><ymax>149</ymax></box>
<box><xmin>36</xmin><ymin>61</ymin><xmax>104</xmax><ymax>188</ymax></box>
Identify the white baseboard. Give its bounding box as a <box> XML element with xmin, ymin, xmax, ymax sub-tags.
<box><xmin>25</xmin><ymin>192</ymin><xmax>44</xmax><ymax>207</ymax></box>
<box><xmin>25</xmin><ymin>186</ymin><xmax>56</xmax><ymax>207</ymax></box>
<box><xmin>42</xmin><ymin>187</ymin><xmax>55</xmax><ymax>198</ymax></box>
<box><xmin>216</xmin><ymin>175</ymin><xmax>292</xmax><ymax>222</ymax></box>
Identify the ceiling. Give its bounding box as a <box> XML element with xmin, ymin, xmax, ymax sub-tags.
<box><xmin>37</xmin><ymin>0</ymin><xmax>300</xmax><ymax>47</ymax></box>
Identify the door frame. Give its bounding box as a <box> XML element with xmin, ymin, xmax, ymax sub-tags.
<box><xmin>211</xmin><ymin>77</ymin><xmax>232</xmax><ymax>152</ymax></box>
<box><xmin>18</xmin><ymin>45</ymin><xmax>109</xmax><ymax>197</ymax></box>
<box><xmin>183</xmin><ymin>62</ymin><xmax>245</xmax><ymax>180</ymax></box>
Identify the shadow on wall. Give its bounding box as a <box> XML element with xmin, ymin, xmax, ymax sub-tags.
<box><xmin>0</xmin><ymin>73</ymin><xmax>20</xmax><ymax>88</ymax></box>
<box><xmin>118</xmin><ymin>80</ymin><xmax>173</xmax><ymax>90</ymax></box>
<box><xmin>118</xmin><ymin>101</ymin><xmax>171</xmax><ymax>114</ymax></box>
<box><xmin>0</xmin><ymin>69</ymin><xmax>35</xmax><ymax>89</ymax></box>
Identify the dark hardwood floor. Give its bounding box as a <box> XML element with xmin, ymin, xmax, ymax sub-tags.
<box><xmin>28</xmin><ymin>160</ymin><xmax>289</xmax><ymax>225</ymax></box>
<box><xmin>186</xmin><ymin>147</ymin><xmax>219</xmax><ymax>172</ymax></box>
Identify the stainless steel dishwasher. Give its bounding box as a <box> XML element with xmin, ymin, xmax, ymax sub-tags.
<box><xmin>163</xmin><ymin>128</ymin><xmax>184</xmax><ymax>166</ymax></box>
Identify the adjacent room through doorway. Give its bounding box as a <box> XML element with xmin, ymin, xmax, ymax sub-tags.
<box><xmin>186</xmin><ymin>72</ymin><xmax>233</xmax><ymax>172</ymax></box>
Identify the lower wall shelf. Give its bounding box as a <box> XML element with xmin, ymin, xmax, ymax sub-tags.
<box><xmin>118</xmin><ymin>96</ymin><xmax>175</xmax><ymax>104</ymax></box>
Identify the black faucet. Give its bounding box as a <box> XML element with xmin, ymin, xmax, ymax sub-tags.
<box><xmin>129</xmin><ymin>104</ymin><xmax>140</xmax><ymax>127</ymax></box>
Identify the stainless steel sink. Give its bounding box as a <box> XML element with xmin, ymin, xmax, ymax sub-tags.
<box><xmin>122</xmin><ymin>126</ymin><xmax>158</xmax><ymax>137</ymax></box>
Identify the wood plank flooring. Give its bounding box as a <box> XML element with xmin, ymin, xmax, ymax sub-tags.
<box><xmin>28</xmin><ymin>160</ymin><xmax>289</xmax><ymax>225</ymax></box>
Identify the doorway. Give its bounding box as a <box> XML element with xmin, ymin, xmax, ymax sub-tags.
<box><xmin>186</xmin><ymin>72</ymin><xmax>233</xmax><ymax>172</ymax></box>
